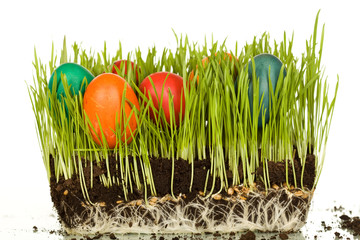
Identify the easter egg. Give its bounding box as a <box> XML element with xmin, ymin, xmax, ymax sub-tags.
<box><xmin>48</xmin><ymin>63</ymin><xmax>94</xmax><ymax>114</ymax></box>
<box><xmin>49</xmin><ymin>63</ymin><xmax>94</xmax><ymax>99</ymax></box>
<box><xmin>139</xmin><ymin>72</ymin><xmax>185</xmax><ymax>127</ymax></box>
<box><xmin>83</xmin><ymin>73</ymin><xmax>140</xmax><ymax>148</ymax></box>
<box><xmin>111</xmin><ymin>60</ymin><xmax>139</xmax><ymax>82</ymax></box>
<box><xmin>189</xmin><ymin>52</ymin><xmax>236</xmax><ymax>83</ymax></box>
<box><xmin>188</xmin><ymin>56</ymin><xmax>209</xmax><ymax>84</ymax></box>
<box><xmin>248</xmin><ymin>53</ymin><xmax>286</xmax><ymax>128</ymax></box>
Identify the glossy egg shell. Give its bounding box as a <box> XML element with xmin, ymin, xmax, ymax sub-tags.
<box><xmin>83</xmin><ymin>73</ymin><xmax>140</xmax><ymax>148</ymax></box>
<box><xmin>48</xmin><ymin>63</ymin><xmax>94</xmax><ymax>116</ymax></box>
<box><xmin>248</xmin><ymin>53</ymin><xmax>286</xmax><ymax>127</ymax></box>
<box><xmin>189</xmin><ymin>52</ymin><xmax>236</xmax><ymax>83</ymax></box>
<box><xmin>139</xmin><ymin>72</ymin><xmax>185</xmax><ymax>127</ymax></box>
<box><xmin>49</xmin><ymin>62</ymin><xmax>94</xmax><ymax>99</ymax></box>
<box><xmin>188</xmin><ymin>56</ymin><xmax>209</xmax><ymax>84</ymax></box>
<box><xmin>111</xmin><ymin>60</ymin><xmax>139</xmax><ymax>82</ymax></box>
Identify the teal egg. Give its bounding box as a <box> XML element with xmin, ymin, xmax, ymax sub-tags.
<box><xmin>248</xmin><ymin>53</ymin><xmax>286</xmax><ymax>128</ymax></box>
<box><xmin>48</xmin><ymin>63</ymin><xmax>94</xmax><ymax>115</ymax></box>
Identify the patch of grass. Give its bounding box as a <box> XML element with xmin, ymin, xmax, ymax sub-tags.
<box><xmin>29</xmin><ymin>11</ymin><xmax>338</xmax><ymax>203</ymax></box>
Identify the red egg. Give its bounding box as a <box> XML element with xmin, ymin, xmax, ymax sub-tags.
<box><xmin>83</xmin><ymin>73</ymin><xmax>140</xmax><ymax>148</ymax></box>
<box><xmin>111</xmin><ymin>60</ymin><xmax>139</xmax><ymax>83</ymax></box>
<box><xmin>139</xmin><ymin>72</ymin><xmax>185</xmax><ymax>127</ymax></box>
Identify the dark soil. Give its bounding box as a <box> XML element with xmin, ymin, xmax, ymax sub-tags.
<box><xmin>49</xmin><ymin>149</ymin><xmax>315</xmax><ymax>230</ymax></box>
<box><xmin>239</xmin><ymin>231</ymin><xmax>256</xmax><ymax>240</ymax></box>
<box><xmin>256</xmin><ymin>151</ymin><xmax>315</xmax><ymax>189</ymax></box>
<box><xmin>278</xmin><ymin>233</ymin><xmax>289</xmax><ymax>239</ymax></box>
<box><xmin>340</xmin><ymin>215</ymin><xmax>360</xmax><ymax>236</ymax></box>
<box><xmin>311</xmin><ymin>205</ymin><xmax>359</xmax><ymax>239</ymax></box>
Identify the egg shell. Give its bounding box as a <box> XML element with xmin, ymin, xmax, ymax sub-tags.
<box><xmin>49</xmin><ymin>62</ymin><xmax>94</xmax><ymax>98</ymax></box>
<box><xmin>111</xmin><ymin>60</ymin><xmax>139</xmax><ymax>82</ymax></box>
<box><xmin>48</xmin><ymin>63</ymin><xmax>94</xmax><ymax>115</ymax></box>
<box><xmin>189</xmin><ymin>52</ymin><xmax>236</xmax><ymax>84</ymax></box>
<box><xmin>83</xmin><ymin>73</ymin><xmax>140</xmax><ymax>148</ymax></box>
<box><xmin>139</xmin><ymin>72</ymin><xmax>185</xmax><ymax>127</ymax></box>
<box><xmin>247</xmin><ymin>53</ymin><xmax>286</xmax><ymax>128</ymax></box>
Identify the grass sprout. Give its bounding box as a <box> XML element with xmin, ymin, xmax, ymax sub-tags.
<box><xmin>29</xmin><ymin>11</ymin><xmax>338</xmax><ymax>203</ymax></box>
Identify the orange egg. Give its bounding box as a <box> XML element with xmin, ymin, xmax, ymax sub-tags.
<box><xmin>217</xmin><ymin>52</ymin><xmax>235</xmax><ymax>61</ymax></box>
<box><xmin>189</xmin><ymin>53</ymin><xmax>236</xmax><ymax>83</ymax></box>
<box><xmin>188</xmin><ymin>56</ymin><xmax>208</xmax><ymax>83</ymax></box>
<box><xmin>188</xmin><ymin>70</ymin><xmax>197</xmax><ymax>83</ymax></box>
<box><xmin>83</xmin><ymin>73</ymin><xmax>140</xmax><ymax>148</ymax></box>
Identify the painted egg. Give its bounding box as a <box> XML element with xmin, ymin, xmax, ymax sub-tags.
<box><xmin>188</xmin><ymin>56</ymin><xmax>209</xmax><ymax>84</ymax></box>
<box><xmin>189</xmin><ymin>52</ymin><xmax>236</xmax><ymax>84</ymax></box>
<box><xmin>48</xmin><ymin>63</ymin><xmax>94</xmax><ymax>114</ymax></box>
<box><xmin>247</xmin><ymin>53</ymin><xmax>286</xmax><ymax>127</ymax></box>
<box><xmin>139</xmin><ymin>72</ymin><xmax>185</xmax><ymax>127</ymax></box>
<box><xmin>49</xmin><ymin>63</ymin><xmax>94</xmax><ymax>98</ymax></box>
<box><xmin>83</xmin><ymin>73</ymin><xmax>140</xmax><ymax>148</ymax></box>
<box><xmin>111</xmin><ymin>60</ymin><xmax>139</xmax><ymax>83</ymax></box>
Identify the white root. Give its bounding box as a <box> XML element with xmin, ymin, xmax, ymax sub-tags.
<box><xmin>61</xmin><ymin>186</ymin><xmax>313</xmax><ymax>235</ymax></box>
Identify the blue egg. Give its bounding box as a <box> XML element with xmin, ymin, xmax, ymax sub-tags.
<box><xmin>248</xmin><ymin>53</ymin><xmax>286</xmax><ymax>128</ymax></box>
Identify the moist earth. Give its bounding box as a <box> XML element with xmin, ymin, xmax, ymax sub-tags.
<box><xmin>50</xmin><ymin>150</ymin><xmax>315</xmax><ymax>229</ymax></box>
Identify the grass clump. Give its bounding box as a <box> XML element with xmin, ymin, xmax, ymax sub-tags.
<box><xmin>29</xmin><ymin>11</ymin><xmax>338</xmax><ymax>203</ymax></box>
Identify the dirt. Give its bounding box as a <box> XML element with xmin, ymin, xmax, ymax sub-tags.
<box><xmin>49</xmin><ymin>149</ymin><xmax>315</xmax><ymax>231</ymax></box>
<box><xmin>239</xmin><ymin>231</ymin><xmax>256</xmax><ymax>240</ymax></box>
<box><xmin>256</xmin><ymin>150</ymin><xmax>315</xmax><ymax>189</ymax></box>
<box><xmin>312</xmin><ymin>205</ymin><xmax>359</xmax><ymax>239</ymax></box>
<box><xmin>32</xmin><ymin>202</ymin><xmax>360</xmax><ymax>239</ymax></box>
<box><xmin>109</xmin><ymin>233</ymin><xmax>117</xmax><ymax>239</ymax></box>
<box><xmin>340</xmin><ymin>214</ymin><xmax>360</xmax><ymax>236</ymax></box>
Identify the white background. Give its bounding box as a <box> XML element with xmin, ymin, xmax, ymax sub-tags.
<box><xmin>0</xmin><ymin>0</ymin><xmax>359</xmax><ymax>236</ymax></box>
